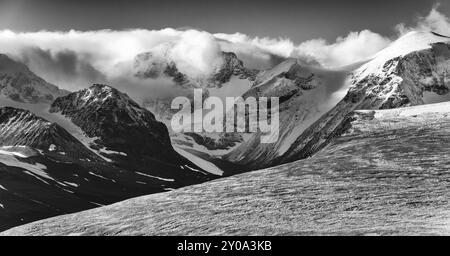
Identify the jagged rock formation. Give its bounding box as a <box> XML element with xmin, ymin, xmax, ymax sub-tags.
<box><xmin>0</xmin><ymin>54</ymin><xmax>68</xmax><ymax>103</ymax></box>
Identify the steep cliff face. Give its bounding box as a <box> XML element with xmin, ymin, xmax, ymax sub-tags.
<box><xmin>278</xmin><ymin>31</ymin><xmax>450</xmax><ymax>165</ymax></box>
<box><xmin>0</xmin><ymin>54</ymin><xmax>68</xmax><ymax>103</ymax></box>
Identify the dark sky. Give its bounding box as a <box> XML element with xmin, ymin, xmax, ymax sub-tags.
<box><xmin>0</xmin><ymin>0</ymin><xmax>448</xmax><ymax>43</ymax></box>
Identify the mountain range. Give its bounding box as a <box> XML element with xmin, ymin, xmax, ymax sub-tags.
<box><xmin>4</xmin><ymin>100</ymin><xmax>450</xmax><ymax>235</ymax></box>
<box><xmin>225</xmin><ymin>31</ymin><xmax>450</xmax><ymax>169</ymax></box>
<box><xmin>0</xmin><ymin>30</ymin><xmax>450</xmax><ymax>234</ymax></box>
<box><xmin>0</xmin><ymin>58</ymin><xmax>216</xmax><ymax>230</ymax></box>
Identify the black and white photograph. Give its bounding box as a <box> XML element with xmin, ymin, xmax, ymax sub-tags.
<box><xmin>0</xmin><ymin>0</ymin><xmax>449</xmax><ymax>240</ymax></box>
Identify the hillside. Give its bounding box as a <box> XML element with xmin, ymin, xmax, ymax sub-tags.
<box><xmin>4</xmin><ymin>101</ymin><xmax>450</xmax><ymax>236</ymax></box>
<box><xmin>0</xmin><ymin>84</ymin><xmax>215</xmax><ymax>231</ymax></box>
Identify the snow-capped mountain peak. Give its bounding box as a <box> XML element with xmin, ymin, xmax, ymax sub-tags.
<box><xmin>375</xmin><ymin>31</ymin><xmax>449</xmax><ymax>58</ymax></box>
<box><xmin>51</xmin><ymin>84</ymin><xmax>156</xmax><ymax>126</ymax></box>
<box><xmin>276</xmin><ymin>31</ymin><xmax>450</xmax><ymax>166</ymax></box>
<box><xmin>49</xmin><ymin>83</ymin><xmax>211</xmax><ymax>174</ymax></box>
<box><xmin>357</xmin><ymin>31</ymin><xmax>450</xmax><ymax>77</ymax></box>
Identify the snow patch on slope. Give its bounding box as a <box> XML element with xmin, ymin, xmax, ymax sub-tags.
<box><xmin>135</xmin><ymin>172</ymin><xmax>175</xmax><ymax>182</ymax></box>
<box><xmin>88</xmin><ymin>172</ymin><xmax>116</xmax><ymax>183</ymax></box>
<box><xmin>174</xmin><ymin>146</ymin><xmax>223</xmax><ymax>176</ymax></box>
<box><xmin>0</xmin><ymin>147</ymin><xmax>50</xmax><ymax>184</ymax></box>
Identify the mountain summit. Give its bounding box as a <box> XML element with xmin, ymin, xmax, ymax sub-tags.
<box><xmin>49</xmin><ymin>84</ymin><xmax>197</xmax><ymax>164</ymax></box>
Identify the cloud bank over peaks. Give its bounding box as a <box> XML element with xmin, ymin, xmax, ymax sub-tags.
<box><xmin>0</xmin><ymin>4</ymin><xmax>448</xmax><ymax>94</ymax></box>
<box><xmin>293</xmin><ymin>30</ymin><xmax>391</xmax><ymax>68</ymax></box>
<box><xmin>396</xmin><ymin>4</ymin><xmax>450</xmax><ymax>36</ymax></box>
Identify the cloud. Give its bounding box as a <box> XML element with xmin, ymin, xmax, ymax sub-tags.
<box><xmin>215</xmin><ymin>33</ymin><xmax>295</xmax><ymax>58</ymax></box>
<box><xmin>215</xmin><ymin>33</ymin><xmax>294</xmax><ymax>69</ymax></box>
<box><xmin>395</xmin><ymin>4</ymin><xmax>450</xmax><ymax>36</ymax></box>
<box><xmin>1</xmin><ymin>4</ymin><xmax>448</xmax><ymax>97</ymax></box>
<box><xmin>215</xmin><ymin>30</ymin><xmax>391</xmax><ymax>68</ymax></box>
<box><xmin>293</xmin><ymin>30</ymin><xmax>392</xmax><ymax>68</ymax></box>
<box><xmin>0</xmin><ymin>28</ymin><xmax>295</xmax><ymax>91</ymax></box>
<box><xmin>0</xmin><ymin>29</ymin><xmax>228</xmax><ymax>85</ymax></box>
<box><xmin>18</xmin><ymin>47</ymin><xmax>107</xmax><ymax>90</ymax></box>
<box><xmin>169</xmin><ymin>30</ymin><xmax>223</xmax><ymax>78</ymax></box>
<box><xmin>0</xmin><ymin>28</ymin><xmax>392</xmax><ymax>101</ymax></box>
